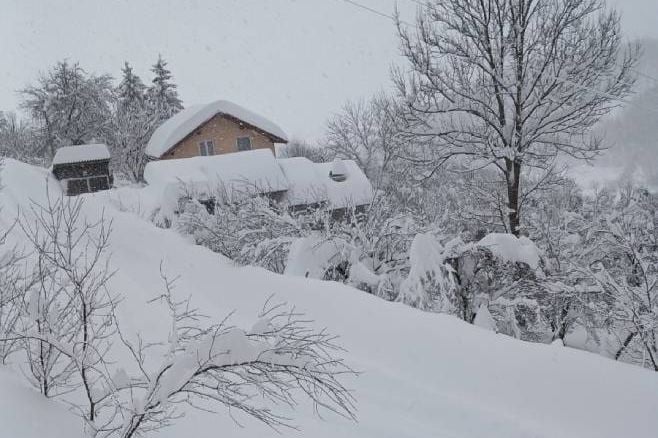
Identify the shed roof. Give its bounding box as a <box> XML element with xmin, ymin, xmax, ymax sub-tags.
<box><xmin>145</xmin><ymin>100</ymin><xmax>289</xmax><ymax>158</ymax></box>
<box><xmin>52</xmin><ymin>144</ymin><xmax>111</xmax><ymax>166</ymax></box>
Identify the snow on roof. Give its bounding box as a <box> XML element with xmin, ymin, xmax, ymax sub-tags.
<box><xmin>144</xmin><ymin>151</ymin><xmax>373</xmax><ymax>215</ymax></box>
<box><xmin>277</xmin><ymin>157</ymin><xmax>374</xmax><ymax>209</ymax></box>
<box><xmin>144</xmin><ymin>149</ymin><xmax>289</xmax><ymax>200</ymax></box>
<box><xmin>477</xmin><ymin>233</ymin><xmax>541</xmax><ymax>269</ymax></box>
<box><xmin>52</xmin><ymin>144</ymin><xmax>111</xmax><ymax>165</ymax></box>
<box><xmin>145</xmin><ymin>100</ymin><xmax>289</xmax><ymax>158</ymax></box>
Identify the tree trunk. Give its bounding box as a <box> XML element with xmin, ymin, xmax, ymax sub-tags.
<box><xmin>615</xmin><ymin>332</ymin><xmax>635</xmax><ymax>361</ymax></box>
<box><xmin>505</xmin><ymin>159</ymin><xmax>522</xmax><ymax>236</ymax></box>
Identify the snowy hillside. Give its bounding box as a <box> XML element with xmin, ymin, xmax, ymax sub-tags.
<box><xmin>1</xmin><ymin>158</ymin><xmax>658</xmax><ymax>438</ymax></box>
<box><xmin>0</xmin><ymin>367</ymin><xmax>80</xmax><ymax>438</ymax></box>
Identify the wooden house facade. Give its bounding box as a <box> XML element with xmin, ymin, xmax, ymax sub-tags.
<box><xmin>145</xmin><ymin>100</ymin><xmax>289</xmax><ymax>161</ymax></box>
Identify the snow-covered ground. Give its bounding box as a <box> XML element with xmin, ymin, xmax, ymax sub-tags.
<box><xmin>0</xmin><ymin>367</ymin><xmax>80</xmax><ymax>438</ymax></box>
<box><xmin>1</xmin><ymin>158</ymin><xmax>658</xmax><ymax>438</ymax></box>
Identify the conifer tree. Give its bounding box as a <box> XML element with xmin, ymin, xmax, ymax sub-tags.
<box><xmin>146</xmin><ymin>55</ymin><xmax>183</xmax><ymax>122</ymax></box>
<box><xmin>117</xmin><ymin>62</ymin><xmax>146</xmax><ymax>109</ymax></box>
<box><xmin>110</xmin><ymin>62</ymin><xmax>152</xmax><ymax>182</ymax></box>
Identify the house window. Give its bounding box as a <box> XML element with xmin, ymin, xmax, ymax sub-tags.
<box><xmin>199</xmin><ymin>140</ymin><xmax>215</xmax><ymax>156</ymax></box>
<box><xmin>236</xmin><ymin>137</ymin><xmax>252</xmax><ymax>151</ymax></box>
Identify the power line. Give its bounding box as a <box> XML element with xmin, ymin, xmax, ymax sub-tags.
<box><xmin>339</xmin><ymin>0</ymin><xmax>415</xmax><ymax>26</ymax></box>
<box><xmin>344</xmin><ymin>0</ymin><xmax>658</xmax><ymax>86</ymax></box>
<box><xmin>333</xmin><ymin>0</ymin><xmax>658</xmax><ymax>110</ymax></box>
<box><xmin>340</xmin><ymin>0</ymin><xmax>396</xmax><ymax>20</ymax></box>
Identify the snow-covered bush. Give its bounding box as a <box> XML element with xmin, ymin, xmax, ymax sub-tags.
<box><xmin>574</xmin><ymin>187</ymin><xmax>658</xmax><ymax>370</ymax></box>
<box><xmin>175</xmin><ymin>184</ymin><xmax>306</xmax><ymax>273</ymax></box>
<box><xmin>0</xmin><ymin>220</ymin><xmax>25</xmax><ymax>364</ymax></box>
<box><xmin>396</xmin><ymin>233</ymin><xmax>457</xmax><ymax>311</ymax></box>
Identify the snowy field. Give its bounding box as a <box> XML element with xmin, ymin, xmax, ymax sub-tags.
<box><xmin>1</xmin><ymin>159</ymin><xmax>658</xmax><ymax>438</ymax></box>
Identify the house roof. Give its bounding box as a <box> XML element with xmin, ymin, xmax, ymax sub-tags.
<box><xmin>277</xmin><ymin>157</ymin><xmax>374</xmax><ymax>209</ymax></box>
<box><xmin>143</xmin><ymin>149</ymin><xmax>289</xmax><ymax>200</ymax></box>
<box><xmin>145</xmin><ymin>100</ymin><xmax>289</xmax><ymax>158</ymax></box>
<box><xmin>52</xmin><ymin>144</ymin><xmax>111</xmax><ymax>166</ymax></box>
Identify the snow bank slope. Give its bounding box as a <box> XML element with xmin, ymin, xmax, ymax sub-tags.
<box><xmin>0</xmin><ymin>368</ymin><xmax>80</xmax><ymax>438</ymax></box>
<box><xmin>1</xmin><ymin>159</ymin><xmax>658</xmax><ymax>438</ymax></box>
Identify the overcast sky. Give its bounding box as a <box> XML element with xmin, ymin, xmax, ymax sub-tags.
<box><xmin>1</xmin><ymin>0</ymin><xmax>657</xmax><ymax>140</ymax></box>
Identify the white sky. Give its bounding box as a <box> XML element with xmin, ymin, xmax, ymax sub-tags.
<box><xmin>1</xmin><ymin>0</ymin><xmax>657</xmax><ymax>140</ymax></box>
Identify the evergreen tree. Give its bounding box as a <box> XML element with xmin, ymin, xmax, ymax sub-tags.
<box><xmin>109</xmin><ymin>62</ymin><xmax>152</xmax><ymax>182</ymax></box>
<box><xmin>117</xmin><ymin>62</ymin><xmax>146</xmax><ymax>109</ymax></box>
<box><xmin>146</xmin><ymin>55</ymin><xmax>183</xmax><ymax>122</ymax></box>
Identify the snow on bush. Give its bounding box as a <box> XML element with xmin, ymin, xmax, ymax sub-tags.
<box><xmin>397</xmin><ymin>233</ymin><xmax>457</xmax><ymax>311</ymax></box>
<box><xmin>477</xmin><ymin>233</ymin><xmax>541</xmax><ymax>270</ymax></box>
<box><xmin>285</xmin><ymin>235</ymin><xmax>354</xmax><ymax>280</ymax></box>
<box><xmin>473</xmin><ymin>304</ymin><xmax>497</xmax><ymax>332</ymax></box>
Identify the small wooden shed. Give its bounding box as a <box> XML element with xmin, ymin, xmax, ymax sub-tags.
<box><xmin>52</xmin><ymin>144</ymin><xmax>113</xmax><ymax>196</ymax></box>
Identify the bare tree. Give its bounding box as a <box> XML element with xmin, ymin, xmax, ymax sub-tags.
<box><xmin>102</xmin><ymin>274</ymin><xmax>356</xmax><ymax>438</ymax></box>
<box><xmin>577</xmin><ymin>189</ymin><xmax>658</xmax><ymax>370</ymax></box>
<box><xmin>0</xmin><ymin>219</ymin><xmax>26</xmax><ymax>363</ymax></box>
<box><xmin>326</xmin><ymin>94</ymin><xmax>405</xmax><ymax>189</ymax></box>
<box><xmin>20</xmin><ymin>60</ymin><xmax>114</xmax><ymax>160</ymax></box>
<box><xmin>278</xmin><ymin>138</ymin><xmax>332</xmax><ymax>163</ymax></box>
<box><xmin>394</xmin><ymin>0</ymin><xmax>639</xmax><ymax>235</ymax></box>
<box><xmin>0</xmin><ymin>111</ymin><xmax>39</xmax><ymax>163</ymax></box>
<box><xmin>17</xmin><ymin>191</ymin><xmax>116</xmax><ymax>403</ymax></box>
<box><xmin>110</xmin><ymin>103</ymin><xmax>153</xmax><ymax>182</ymax></box>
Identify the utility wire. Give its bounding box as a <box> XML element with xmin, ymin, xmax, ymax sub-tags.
<box><xmin>334</xmin><ymin>0</ymin><xmax>658</xmax><ymax>110</ymax></box>
<box><xmin>352</xmin><ymin>0</ymin><xmax>658</xmax><ymax>86</ymax></box>
<box><xmin>340</xmin><ymin>0</ymin><xmax>396</xmax><ymax>20</ymax></box>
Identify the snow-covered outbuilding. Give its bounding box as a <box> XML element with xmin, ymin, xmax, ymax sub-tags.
<box><xmin>143</xmin><ymin>149</ymin><xmax>374</xmax><ymax>218</ymax></box>
<box><xmin>52</xmin><ymin>143</ymin><xmax>113</xmax><ymax>196</ymax></box>
<box><xmin>145</xmin><ymin>100</ymin><xmax>289</xmax><ymax>160</ymax></box>
<box><xmin>277</xmin><ymin>157</ymin><xmax>374</xmax><ymax>218</ymax></box>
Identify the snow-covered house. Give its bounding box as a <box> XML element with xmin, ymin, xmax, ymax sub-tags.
<box><xmin>52</xmin><ymin>143</ymin><xmax>113</xmax><ymax>196</ymax></box>
<box><xmin>143</xmin><ymin>149</ymin><xmax>374</xmax><ymax>219</ymax></box>
<box><xmin>145</xmin><ymin>100</ymin><xmax>289</xmax><ymax>160</ymax></box>
<box><xmin>144</xmin><ymin>149</ymin><xmax>290</xmax><ymax>214</ymax></box>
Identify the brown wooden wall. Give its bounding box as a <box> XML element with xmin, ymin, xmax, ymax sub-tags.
<box><xmin>161</xmin><ymin>114</ymin><xmax>276</xmax><ymax>160</ymax></box>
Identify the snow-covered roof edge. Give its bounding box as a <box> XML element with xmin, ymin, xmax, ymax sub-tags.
<box><xmin>277</xmin><ymin>157</ymin><xmax>374</xmax><ymax>209</ymax></box>
<box><xmin>52</xmin><ymin>143</ymin><xmax>111</xmax><ymax>165</ymax></box>
<box><xmin>145</xmin><ymin>100</ymin><xmax>289</xmax><ymax>158</ymax></box>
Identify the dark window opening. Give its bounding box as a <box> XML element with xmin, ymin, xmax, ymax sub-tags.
<box><xmin>237</xmin><ymin>137</ymin><xmax>252</xmax><ymax>151</ymax></box>
<box><xmin>329</xmin><ymin>171</ymin><xmax>347</xmax><ymax>182</ymax></box>
<box><xmin>89</xmin><ymin>176</ymin><xmax>110</xmax><ymax>192</ymax></box>
<box><xmin>68</xmin><ymin>179</ymin><xmax>89</xmax><ymax>195</ymax></box>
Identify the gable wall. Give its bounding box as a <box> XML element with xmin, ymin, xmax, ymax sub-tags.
<box><xmin>161</xmin><ymin>114</ymin><xmax>276</xmax><ymax>160</ymax></box>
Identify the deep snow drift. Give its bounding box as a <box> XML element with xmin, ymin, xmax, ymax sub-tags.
<box><xmin>0</xmin><ymin>367</ymin><xmax>80</xmax><ymax>438</ymax></box>
<box><xmin>1</xmin><ymin>158</ymin><xmax>658</xmax><ymax>438</ymax></box>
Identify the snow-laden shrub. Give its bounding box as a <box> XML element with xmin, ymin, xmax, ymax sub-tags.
<box><xmin>0</xmin><ymin>221</ymin><xmax>24</xmax><ymax>364</ymax></box>
<box><xmin>175</xmin><ymin>184</ymin><xmax>306</xmax><ymax>273</ymax></box>
<box><xmin>397</xmin><ymin>233</ymin><xmax>458</xmax><ymax>311</ymax></box>
<box><xmin>285</xmin><ymin>235</ymin><xmax>355</xmax><ymax>280</ymax></box>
